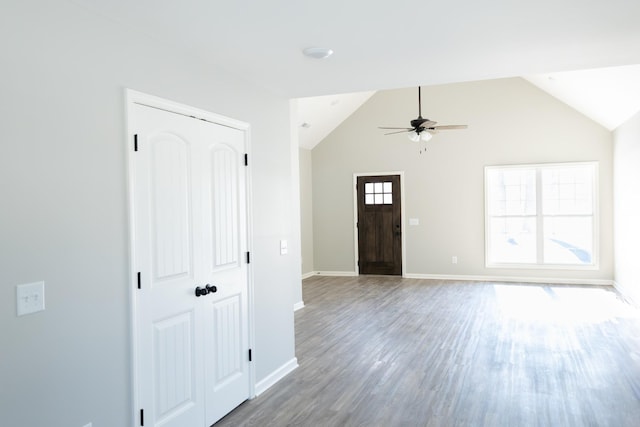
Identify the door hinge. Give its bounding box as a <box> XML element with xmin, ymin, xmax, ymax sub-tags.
<box><xmin>137</xmin><ymin>272</ymin><xmax>141</xmax><ymax>289</ymax></box>
<box><xmin>244</xmin><ymin>153</ymin><xmax>248</xmax><ymax>166</ymax></box>
<box><xmin>246</xmin><ymin>251</ymin><xmax>251</xmax><ymax>264</ymax></box>
<box><xmin>249</xmin><ymin>349</ymin><xmax>252</xmax><ymax>362</ymax></box>
<box><xmin>134</xmin><ymin>134</ymin><xmax>139</xmax><ymax>152</ymax></box>
<box><xmin>140</xmin><ymin>408</ymin><xmax>144</xmax><ymax>426</ymax></box>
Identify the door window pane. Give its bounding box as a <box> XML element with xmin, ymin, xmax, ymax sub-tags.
<box><xmin>364</xmin><ymin>180</ymin><xmax>393</xmax><ymax>205</ymax></box>
<box><xmin>365</xmin><ymin>183</ymin><xmax>374</xmax><ymax>194</ymax></box>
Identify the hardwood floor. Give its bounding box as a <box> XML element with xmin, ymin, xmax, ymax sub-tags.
<box><xmin>215</xmin><ymin>276</ymin><xmax>640</xmax><ymax>426</ymax></box>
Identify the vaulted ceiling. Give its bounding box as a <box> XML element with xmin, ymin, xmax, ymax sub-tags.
<box><xmin>297</xmin><ymin>64</ymin><xmax>640</xmax><ymax>149</ymax></box>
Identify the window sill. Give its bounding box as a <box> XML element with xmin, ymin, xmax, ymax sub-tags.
<box><xmin>486</xmin><ymin>262</ymin><xmax>599</xmax><ymax>271</ymax></box>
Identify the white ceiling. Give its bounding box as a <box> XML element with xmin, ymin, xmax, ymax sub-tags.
<box><xmin>71</xmin><ymin>0</ymin><xmax>640</xmax><ymax>148</ymax></box>
<box><xmin>72</xmin><ymin>0</ymin><xmax>640</xmax><ymax>98</ymax></box>
<box><xmin>296</xmin><ymin>91</ymin><xmax>375</xmax><ymax>149</ymax></box>
<box><xmin>525</xmin><ymin>64</ymin><xmax>640</xmax><ymax>130</ymax></box>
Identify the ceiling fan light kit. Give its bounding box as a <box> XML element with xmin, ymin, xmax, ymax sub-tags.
<box><xmin>408</xmin><ymin>131</ymin><xmax>432</xmax><ymax>142</ymax></box>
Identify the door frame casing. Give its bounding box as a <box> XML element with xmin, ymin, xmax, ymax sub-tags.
<box><xmin>125</xmin><ymin>89</ymin><xmax>256</xmax><ymax>426</ymax></box>
<box><xmin>352</xmin><ymin>171</ymin><xmax>406</xmax><ymax>277</ymax></box>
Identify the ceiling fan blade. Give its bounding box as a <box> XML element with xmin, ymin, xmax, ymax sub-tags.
<box><xmin>418</xmin><ymin>119</ymin><xmax>437</xmax><ymax>127</ymax></box>
<box><xmin>384</xmin><ymin>129</ymin><xmax>412</xmax><ymax>135</ymax></box>
<box><xmin>379</xmin><ymin>126</ymin><xmax>413</xmax><ymax>130</ymax></box>
<box><xmin>432</xmin><ymin>125</ymin><xmax>468</xmax><ymax>130</ymax></box>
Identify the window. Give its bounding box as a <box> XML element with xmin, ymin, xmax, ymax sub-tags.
<box><xmin>485</xmin><ymin>162</ymin><xmax>597</xmax><ymax>268</ymax></box>
<box><xmin>365</xmin><ymin>181</ymin><xmax>393</xmax><ymax>205</ymax></box>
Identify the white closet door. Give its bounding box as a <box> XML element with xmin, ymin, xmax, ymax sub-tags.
<box><xmin>131</xmin><ymin>103</ymin><xmax>250</xmax><ymax>427</ymax></box>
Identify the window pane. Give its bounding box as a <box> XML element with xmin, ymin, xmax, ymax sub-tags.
<box><xmin>365</xmin><ymin>194</ymin><xmax>374</xmax><ymax>205</ymax></box>
<box><xmin>383</xmin><ymin>182</ymin><xmax>392</xmax><ymax>193</ymax></box>
<box><xmin>542</xmin><ymin>166</ymin><xmax>593</xmax><ymax>215</ymax></box>
<box><xmin>488</xmin><ymin>217</ymin><xmax>536</xmax><ymax>264</ymax></box>
<box><xmin>487</xmin><ymin>169</ymin><xmax>535</xmax><ymax>216</ymax></box>
<box><xmin>486</xmin><ymin>163</ymin><xmax>596</xmax><ymax>267</ymax></box>
<box><xmin>365</xmin><ymin>183</ymin><xmax>374</xmax><ymax>194</ymax></box>
<box><xmin>374</xmin><ymin>182</ymin><xmax>383</xmax><ymax>193</ymax></box>
<box><xmin>374</xmin><ymin>194</ymin><xmax>383</xmax><ymax>204</ymax></box>
<box><xmin>383</xmin><ymin>193</ymin><xmax>392</xmax><ymax>204</ymax></box>
<box><xmin>543</xmin><ymin>217</ymin><xmax>593</xmax><ymax>264</ymax></box>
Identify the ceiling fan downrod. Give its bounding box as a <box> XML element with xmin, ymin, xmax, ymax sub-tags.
<box><xmin>410</xmin><ymin>86</ymin><xmax>426</xmax><ymax>132</ymax></box>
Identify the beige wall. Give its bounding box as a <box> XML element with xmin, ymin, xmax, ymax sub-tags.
<box><xmin>613</xmin><ymin>110</ymin><xmax>640</xmax><ymax>304</ymax></box>
<box><xmin>312</xmin><ymin>78</ymin><xmax>613</xmax><ymax>281</ymax></box>
<box><xmin>300</xmin><ymin>148</ymin><xmax>315</xmax><ymax>275</ymax></box>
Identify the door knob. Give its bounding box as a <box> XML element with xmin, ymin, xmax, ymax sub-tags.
<box><xmin>195</xmin><ymin>286</ymin><xmax>207</xmax><ymax>297</ymax></box>
<box><xmin>206</xmin><ymin>284</ymin><xmax>217</xmax><ymax>294</ymax></box>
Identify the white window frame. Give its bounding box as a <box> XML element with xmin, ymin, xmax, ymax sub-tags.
<box><xmin>484</xmin><ymin>161</ymin><xmax>599</xmax><ymax>270</ymax></box>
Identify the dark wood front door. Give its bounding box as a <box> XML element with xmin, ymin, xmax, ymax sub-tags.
<box><xmin>357</xmin><ymin>175</ymin><xmax>402</xmax><ymax>275</ymax></box>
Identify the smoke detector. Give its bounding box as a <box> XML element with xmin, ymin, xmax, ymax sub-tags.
<box><xmin>303</xmin><ymin>47</ymin><xmax>334</xmax><ymax>59</ymax></box>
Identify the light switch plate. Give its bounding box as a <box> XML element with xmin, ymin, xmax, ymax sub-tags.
<box><xmin>280</xmin><ymin>239</ymin><xmax>288</xmax><ymax>255</ymax></box>
<box><xmin>409</xmin><ymin>218</ymin><xmax>420</xmax><ymax>226</ymax></box>
<box><xmin>16</xmin><ymin>281</ymin><xmax>45</xmax><ymax>316</ymax></box>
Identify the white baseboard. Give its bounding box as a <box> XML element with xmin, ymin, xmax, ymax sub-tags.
<box><xmin>301</xmin><ymin>271</ymin><xmax>316</xmax><ymax>280</ymax></box>
<box><xmin>304</xmin><ymin>271</ymin><xmax>612</xmax><ymax>286</ymax></box>
<box><xmin>315</xmin><ymin>271</ymin><xmax>358</xmax><ymax>277</ymax></box>
<box><xmin>404</xmin><ymin>273</ymin><xmax>614</xmax><ymax>286</ymax></box>
<box><xmin>614</xmin><ymin>280</ymin><xmax>640</xmax><ymax>307</ymax></box>
<box><xmin>293</xmin><ymin>301</ymin><xmax>305</xmax><ymax>311</ymax></box>
<box><xmin>254</xmin><ymin>357</ymin><xmax>298</xmax><ymax>397</ymax></box>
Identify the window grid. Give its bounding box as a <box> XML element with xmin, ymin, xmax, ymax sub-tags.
<box><xmin>485</xmin><ymin>163</ymin><xmax>597</xmax><ymax>268</ymax></box>
<box><xmin>365</xmin><ymin>181</ymin><xmax>393</xmax><ymax>205</ymax></box>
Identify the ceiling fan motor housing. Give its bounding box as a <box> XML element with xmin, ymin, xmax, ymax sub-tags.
<box><xmin>410</xmin><ymin>117</ymin><xmax>429</xmax><ymax>131</ymax></box>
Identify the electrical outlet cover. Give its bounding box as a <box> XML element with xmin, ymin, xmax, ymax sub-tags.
<box><xmin>16</xmin><ymin>281</ymin><xmax>45</xmax><ymax>316</ymax></box>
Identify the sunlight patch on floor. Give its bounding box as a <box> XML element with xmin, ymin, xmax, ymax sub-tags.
<box><xmin>493</xmin><ymin>284</ymin><xmax>639</xmax><ymax>324</ymax></box>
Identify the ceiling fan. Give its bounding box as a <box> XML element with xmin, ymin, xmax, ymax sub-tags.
<box><xmin>379</xmin><ymin>86</ymin><xmax>467</xmax><ymax>142</ymax></box>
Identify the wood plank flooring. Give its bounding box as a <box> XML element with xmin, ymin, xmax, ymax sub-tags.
<box><xmin>215</xmin><ymin>276</ymin><xmax>640</xmax><ymax>427</ymax></box>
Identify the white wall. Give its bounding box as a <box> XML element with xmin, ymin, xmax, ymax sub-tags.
<box><xmin>312</xmin><ymin>78</ymin><xmax>614</xmax><ymax>282</ymax></box>
<box><xmin>288</xmin><ymin>101</ymin><xmax>303</xmax><ymax>306</ymax></box>
<box><xmin>299</xmin><ymin>148</ymin><xmax>315</xmax><ymax>275</ymax></box>
<box><xmin>613</xmin><ymin>110</ymin><xmax>640</xmax><ymax>305</ymax></box>
<box><xmin>0</xmin><ymin>2</ymin><xmax>296</xmax><ymax>426</ymax></box>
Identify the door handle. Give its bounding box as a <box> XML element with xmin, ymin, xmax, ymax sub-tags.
<box><xmin>195</xmin><ymin>285</ymin><xmax>218</xmax><ymax>297</ymax></box>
